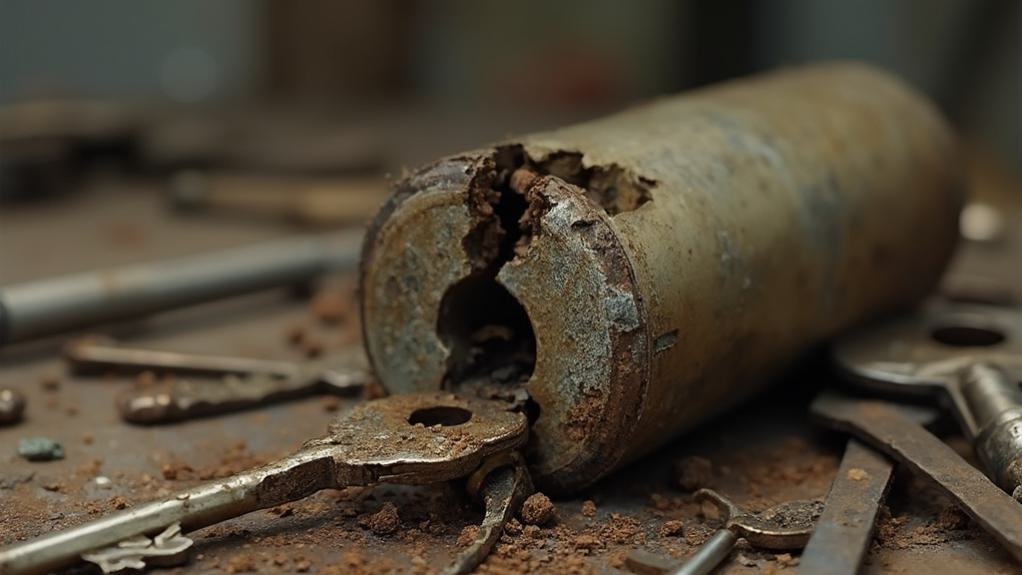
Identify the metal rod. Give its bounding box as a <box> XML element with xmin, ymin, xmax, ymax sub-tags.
<box><xmin>799</xmin><ymin>440</ymin><xmax>894</xmax><ymax>575</ymax></box>
<box><xmin>0</xmin><ymin>230</ymin><xmax>362</xmax><ymax>345</ymax></box>
<box><xmin>670</xmin><ymin>529</ymin><xmax>737</xmax><ymax>575</ymax></box>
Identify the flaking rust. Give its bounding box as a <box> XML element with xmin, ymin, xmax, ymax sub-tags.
<box><xmin>360</xmin><ymin>63</ymin><xmax>962</xmax><ymax>491</ymax></box>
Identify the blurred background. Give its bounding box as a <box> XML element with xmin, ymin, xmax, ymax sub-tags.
<box><xmin>1</xmin><ymin>0</ymin><xmax>1020</xmax><ymax>275</ymax></box>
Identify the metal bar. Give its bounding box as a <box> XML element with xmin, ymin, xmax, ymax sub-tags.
<box><xmin>799</xmin><ymin>440</ymin><xmax>894</xmax><ymax>575</ymax></box>
<box><xmin>0</xmin><ymin>230</ymin><xmax>362</xmax><ymax>345</ymax></box>
<box><xmin>670</xmin><ymin>529</ymin><xmax>737</xmax><ymax>575</ymax></box>
<box><xmin>64</xmin><ymin>341</ymin><xmax>300</xmax><ymax>378</ymax></box>
<box><xmin>811</xmin><ymin>394</ymin><xmax>1022</xmax><ymax>563</ymax></box>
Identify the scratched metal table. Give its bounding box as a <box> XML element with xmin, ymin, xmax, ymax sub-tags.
<box><xmin>1</xmin><ymin>177</ymin><xmax>1020</xmax><ymax>574</ymax></box>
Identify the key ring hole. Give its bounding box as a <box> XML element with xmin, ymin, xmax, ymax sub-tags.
<box><xmin>408</xmin><ymin>406</ymin><xmax>472</xmax><ymax>427</ymax></box>
<box><xmin>930</xmin><ymin>325</ymin><xmax>1006</xmax><ymax>347</ymax></box>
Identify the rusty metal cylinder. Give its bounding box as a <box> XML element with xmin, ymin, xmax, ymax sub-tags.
<box><xmin>359</xmin><ymin>63</ymin><xmax>961</xmax><ymax>491</ymax></box>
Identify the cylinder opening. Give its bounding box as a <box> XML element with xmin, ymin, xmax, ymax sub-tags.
<box><xmin>436</xmin><ymin>273</ymin><xmax>536</xmax><ymax>389</ymax></box>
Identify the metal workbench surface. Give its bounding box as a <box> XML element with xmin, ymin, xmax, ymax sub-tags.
<box><xmin>1</xmin><ymin>178</ymin><xmax>1019</xmax><ymax>574</ymax></box>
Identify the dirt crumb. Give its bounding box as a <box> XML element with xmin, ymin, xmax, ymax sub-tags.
<box><xmin>458</xmin><ymin>525</ymin><xmax>481</xmax><ymax>546</ymax></box>
<box><xmin>847</xmin><ymin>467</ymin><xmax>870</xmax><ymax>481</ymax></box>
<box><xmin>358</xmin><ymin>502</ymin><xmax>400</xmax><ymax>535</ymax></box>
<box><xmin>284</xmin><ymin>324</ymin><xmax>307</xmax><ymax>346</ymax></box>
<box><xmin>659</xmin><ymin>520</ymin><xmax>685</xmax><ymax>537</ymax></box>
<box><xmin>225</xmin><ymin>554</ymin><xmax>257</xmax><ymax>573</ymax></box>
<box><xmin>39</xmin><ymin>376</ymin><xmax>61</xmax><ymax>391</ymax></box>
<box><xmin>311</xmin><ymin>291</ymin><xmax>351</xmax><ymax>324</ymax></box>
<box><xmin>581</xmin><ymin>500</ymin><xmax>597</xmax><ymax>518</ymax></box>
<box><xmin>301</xmin><ymin>339</ymin><xmax>324</xmax><ymax>359</ymax></box>
<box><xmin>520</xmin><ymin>493</ymin><xmax>556</xmax><ymax>525</ymax></box>
<box><xmin>775</xmin><ymin>553</ymin><xmax>798</xmax><ymax>567</ymax></box>
<box><xmin>674</xmin><ymin>456</ymin><xmax>713</xmax><ymax>491</ymax></box>
<box><xmin>509</xmin><ymin>168</ymin><xmax>538</xmax><ymax>194</ymax></box>
<box><xmin>109</xmin><ymin>496</ymin><xmax>129</xmax><ymax>510</ymax></box>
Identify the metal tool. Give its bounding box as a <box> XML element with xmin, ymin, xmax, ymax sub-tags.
<box><xmin>800</xmin><ymin>403</ymin><xmax>940</xmax><ymax>575</ymax></box>
<box><xmin>0</xmin><ymin>231</ymin><xmax>362</xmax><ymax>346</ymax></box>
<box><xmin>64</xmin><ymin>339</ymin><xmax>369</xmax><ymax>423</ymax></box>
<box><xmin>833</xmin><ymin>301</ymin><xmax>1022</xmax><ymax>498</ymax></box>
<box><xmin>798</xmin><ymin>441</ymin><xmax>894</xmax><ymax>575</ymax></box>
<box><xmin>673</xmin><ymin>489</ymin><xmax>822</xmax><ymax>575</ymax></box>
<box><xmin>0</xmin><ymin>392</ymin><xmax>529</xmax><ymax>575</ymax></box>
<box><xmin>360</xmin><ymin>63</ymin><xmax>961</xmax><ymax>491</ymax></box>
<box><xmin>812</xmin><ymin>393</ymin><xmax>1022</xmax><ymax>562</ymax></box>
<box><xmin>0</xmin><ymin>387</ymin><xmax>26</xmax><ymax>425</ymax></box>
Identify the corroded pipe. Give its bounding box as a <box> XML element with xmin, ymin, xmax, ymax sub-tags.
<box><xmin>360</xmin><ymin>63</ymin><xmax>962</xmax><ymax>491</ymax></box>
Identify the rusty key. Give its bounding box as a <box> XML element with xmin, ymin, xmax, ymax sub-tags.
<box><xmin>0</xmin><ymin>392</ymin><xmax>528</xmax><ymax>575</ymax></box>
<box><xmin>673</xmin><ymin>489</ymin><xmax>823</xmax><ymax>575</ymax></box>
<box><xmin>834</xmin><ymin>301</ymin><xmax>1022</xmax><ymax>498</ymax></box>
<box><xmin>64</xmin><ymin>339</ymin><xmax>369</xmax><ymax>423</ymax></box>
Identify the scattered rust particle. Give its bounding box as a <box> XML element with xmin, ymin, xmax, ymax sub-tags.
<box><xmin>504</xmin><ymin>518</ymin><xmax>523</xmax><ymax>536</ymax></box>
<box><xmin>659</xmin><ymin>520</ymin><xmax>686</xmax><ymax>537</ymax></box>
<box><xmin>458</xmin><ymin>524</ymin><xmax>481</xmax><ymax>546</ymax></box>
<box><xmin>774</xmin><ymin>553</ymin><xmax>798</xmax><ymax>567</ymax></box>
<box><xmin>520</xmin><ymin>492</ymin><xmax>556</xmax><ymax>525</ymax></box>
<box><xmin>301</xmin><ymin>339</ymin><xmax>324</xmax><ymax>359</ymax></box>
<box><xmin>509</xmin><ymin>168</ymin><xmax>539</xmax><ymax>195</ymax></box>
<box><xmin>581</xmin><ymin>500</ymin><xmax>597</xmax><ymax>517</ymax></box>
<box><xmin>39</xmin><ymin>376</ymin><xmax>60</xmax><ymax>391</ymax></box>
<box><xmin>674</xmin><ymin>456</ymin><xmax>714</xmax><ymax>492</ymax></box>
<box><xmin>358</xmin><ymin>502</ymin><xmax>400</xmax><ymax>535</ymax></box>
<box><xmin>82</xmin><ymin>434</ymin><xmax>94</xmax><ymax>445</ymax></box>
<box><xmin>267</xmin><ymin>505</ymin><xmax>294</xmax><ymax>518</ymax></box>
<box><xmin>294</xmin><ymin>558</ymin><xmax>312</xmax><ymax>572</ymax></box>
<box><xmin>42</xmin><ymin>482</ymin><xmax>62</xmax><ymax>492</ymax></box>
<box><xmin>361</xmin><ymin>382</ymin><xmax>386</xmax><ymax>400</ymax></box>
<box><xmin>135</xmin><ymin>371</ymin><xmax>158</xmax><ymax>388</ymax></box>
<box><xmin>284</xmin><ymin>324</ymin><xmax>307</xmax><ymax>346</ymax></box>
<box><xmin>162</xmin><ymin>462</ymin><xmax>192</xmax><ymax>481</ymax></box>
<box><xmin>322</xmin><ymin>397</ymin><xmax>341</xmax><ymax>413</ymax></box>
<box><xmin>225</xmin><ymin>554</ymin><xmax>257</xmax><ymax>573</ymax></box>
<box><xmin>65</xmin><ymin>406</ymin><xmax>79</xmax><ymax>416</ymax></box>
<box><xmin>847</xmin><ymin>467</ymin><xmax>871</xmax><ymax>481</ymax></box>
<box><xmin>109</xmin><ymin>496</ymin><xmax>129</xmax><ymax>510</ymax></box>
<box><xmin>311</xmin><ymin>290</ymin><xmax>351</xmax><ymax>325</ymax></box>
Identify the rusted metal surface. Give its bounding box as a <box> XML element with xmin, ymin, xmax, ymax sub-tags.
<box><xmin>447</xmin><ymin>455</ymin><xmax>533</xmax><ymax>575</ymax></box>
<box><xmin>360</xmin><ymin>63</ymin><xmax>962</xmax><ymax>491</ymax></box>
<box><xmin>0</xmin><ymin>392</ymin><xmax>528</xmax><ymax>574</ymax></box>
<box><xmin>833</xmin><ymin>302</ymin><xmax>1022</xmax><ymax>496</ymax></box>
<box><xmin>811</xmin><ymin>394</ymin><xmax>1022</xmax><ymax>563</ymax></box>
<box><xmin>64</xmin><ymin>340</ymin><xmax>369</xmax><ymax>423</ymax></box>
<box><xmin>799</xmin><ymin>440</ymin><xmax>894</xmax><ymax>575</ymax></box>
